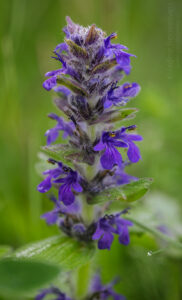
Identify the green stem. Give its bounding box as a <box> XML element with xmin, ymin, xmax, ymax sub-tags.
<box><xmin>127</xmin><ymin>216</ymin><xmax>182</xmax><ymax>250</ymax></box>
<box><xmin>76</xmin><ymin>262</ymin><xmax>92</xmax><ymax>298</ymax></box>
<box><xmin>76</xmin><ymin>124</ymin><xmax>96</xmax><ymax>297</ymax></box>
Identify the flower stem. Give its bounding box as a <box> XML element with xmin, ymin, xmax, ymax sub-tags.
<box><xmin>127</xmin><ymin>216</ymin><xmax>182</xmax><ymax>250</ymax></box>
<box><xmin>76</xmin><ymin>262</ymin><xmax>91</xmax><ymax>298</ymax></box>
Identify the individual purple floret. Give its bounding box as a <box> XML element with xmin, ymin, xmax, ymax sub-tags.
<box><xmin>94</xmin><ymin>126</ymin><xmax>142</xmax><ymax>169</ymax></box>
<box><xmin>35</xmin><ymin>286</ymin><xmax>72</xmax><ymax>300</ymax></box>
<box><xmin>94</xmin><ymin>132</ymin><xmax>127</xmax><ymax>170</ymax></box>
<box><xmin>118</xmin><ymin>125</ymin><xmax>143</xmax><ymax>163</ymax></box>
<box><xmin>37</xmin><ymin>161</ymin><xmax>83</xmax><ymax>205</ymax></box>
<box><xmin>92</xmin><ymin>211</ymin><xmax>133</xmax><ymax>250</ymax></box>
<box><xmin>104</xmin><ymin>82</ymin><xmax>141</xmax><ymax>108</ymax></box>
<box><xmin>102</xmin><ymin>166</ymin><xmax>136</xmax><ymax>189</ymax></box>
<box><xmin>45</xmin><ymin>113</ymin><xmax>75</xmax><ymax>145</ymax></box>
<box><xmin>90</xmin><ymin>274</ymin><xmax>126</xmax><ymax>300</ymax></box>
<box><xmin>41</xmin><ymin>195</ymin><xmax>81</xmax><ymax>225</ymax></box>
<box><xmin>37</xmin><ymin>160</ymin><xmax>64</xmax><ymax>193</ymax></box>
<box><xmin>53</xmin><ymin>169</ymin><xmax>83</xmax><ymax>205</ymax></box>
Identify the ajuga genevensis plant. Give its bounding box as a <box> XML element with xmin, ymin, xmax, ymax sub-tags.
<box><xmin>36</xmin><ymin>16</ymin><xmax>149</xmax><ymax>300</ymax></box>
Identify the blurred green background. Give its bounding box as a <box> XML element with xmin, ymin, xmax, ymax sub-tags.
<box><xmin>0</xmin><ymin>0</ymin><xmax>182</xmax><ymax>299</ymax></box>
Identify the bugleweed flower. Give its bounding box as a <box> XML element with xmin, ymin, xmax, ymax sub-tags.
<box><xmin>37</xmin><ymin>160</ymin><xmax>64</xmax><ymax>193</ymax></box>
<box><xmin>90</xmin><ymin>274</ymin><xmax>126</xmax><ymax>300</ymax></box>
<box><xmin>104</xmin><ymin>82</ymin><xmax>140</xmax><ymax>108</ymax></box>
<box><xmin>38</xmin><ymin>160</ymin><xmax>83</xmax><ymax>205</ymax></box>
<box><xmin>38</xmin><ymin>16</ymin><xmax>142</xmax><ymax>253</ymax></box>
<box><xmin>94</xmin><ymin>126</ymin><xmax>142</xmax><ymax>169</ymax></box>
<box><xmin>92</xmin><ymin>211</ymin><xmax>133</xmax><ymax>250</ymax></box>
<box><xmin>41</xmin><ymin>195</ymin><xmax>81</xmax><ymax>225</ymax></box>
<box><xmin>35</xmin><ymin>286</ymin><xmax>72</xmax><ymax>300</ymax></box>
<box><xmin>45</xmin><ymin>113</ymin><xmax>75</xmax><ymax>145</ymax></box>
<box><xmin>36</xmin><ymin>274</ymin><xmax>125</xmax><ymax>300</ymax></box>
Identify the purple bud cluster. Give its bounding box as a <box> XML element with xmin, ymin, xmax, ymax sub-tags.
<box><xmin>38</xmin><ymin>17</ymin><xmax>143</xmax><ymax>251</ymax></box>
<box><xmin>36</xmin><ymin>273</ymin><xmax>125</xmax><ymax>300</ymax></box>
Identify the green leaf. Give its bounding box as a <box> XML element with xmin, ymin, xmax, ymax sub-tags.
<box><xmin>65</xmin><ymin>39</ymin><xmax>88</xmax><ymax>59</ymax></box>
<box><xmin>85</xmin><ymin>24</ymin><xmax>98</xmax><ymax>45</ymax></box>
<box><xmin>90</xmin><ymin>108</ymin><xmax>138</xmax><ymax>125</ymax></box>
<box><xmin>127</xmin><ymin>217</ymin><xmax>182</xmax><ymax>251</ymax></box>
<box><xmin>41</xmin><ymin>144</ymin><xmax>78</xmax><ymax>167</ymax></box>
<box><xmin>11</xmin><ymin>235</ymin><xmax>95</xmax><ymax>270</ymax></box>
<box><xmin>0</xmin><ymin>258</ymin><xmax>60</xmax><ymax>297</ymax></box>
<box><xmin>88</xmin><ymin>178</ymin><xmax>153</xmax><ymax>205</ymax></box>
<box><xmin>110</xmin><ymin>107</ymin><xmax>138</xmax><ymax>123</ymax></box>
<box><xmin>57</xmin><ymin>76</ymin><xmax>88</xmax><ymax>97</ymax></box>
<box><xmin>35</xmin><ymin>152</ymin><xmax>53</xmax><ymax>176</ymax></box>
<box><xmin>91</xmin><ymin>59</ymin><xmax>117</xmax><ymax>74</ymax></box>
<box><xmin>0</xmin><ymin>246</ymin><xmax>12</xmax><ymax>258</ymax></box>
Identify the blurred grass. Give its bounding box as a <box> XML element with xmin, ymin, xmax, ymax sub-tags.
<box><xmin>0</xmin><ymin>0</ymin><xmax>182</xmax><ymax>299</ymax></box>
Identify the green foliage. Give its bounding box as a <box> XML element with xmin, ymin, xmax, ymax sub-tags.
<box><xmin>91</xmin><ymin>59</ymin><xmax>117</xmax><ymax>74</ymax></box>
<box><xmin>0</xmin><ymin>246</ymin><xmax>12</xmax><ymax>259</ymax></box>
<box><xmin>0</xmin><ymin>258</ymin><xmax>60</xmax><ymax>297</ymax></box>
<box><xmin>66</xmin><ymin>39</ymin><xmax>88</xmax><ymax>59</ymax></box>
<box><xmin>109</xmin><ymin>107</ymin><xmax>138</xmax><ymax>123</ymax></box>
<box><xmin>41</xmin><ymin>144</ymin><xmax>78</xmax><ymax>167</ymax></box>
<box><xmin>11</xmin><ymin>235</ymin><xmax>96</xmax><ymax>270</ymax></box>
<box><xmin>132</xmin><ymin>217</ymin><xmax>182</xmax><ymax>247</ymax></box>
<box><xmin>90</xmin><ymin>108</ymin><xmax>138</xmax><ymax>125</ymax></box>
<box><xmin>57</xmin><ymin>76</ymin><xmax>88</xmax><ymax>97</ymax></box>
<box><xmin>88</xmin><ymin>178</ymin><xmax>153</xmax><ymax>205</ymax></box>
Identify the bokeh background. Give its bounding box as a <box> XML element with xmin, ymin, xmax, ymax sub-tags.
<box><xmin>0</xmin><ymin>0</ymin><xmax>182</xmax><ymax>299</ymax></box>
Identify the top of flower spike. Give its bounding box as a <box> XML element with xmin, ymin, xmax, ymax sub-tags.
<box><xmin>63</xmin><ymin>16</ymin><xmax>106</xmax><ymax>45</ymax></box>
<box><xmin>43</xmin><ymin>16</ymin><xmax>138</xmax><ymax>106</ymax></box>
<box><xmin>39</xmin><ymin>17</ymin><xmax>142</xmax><ymax>255</ymax></box>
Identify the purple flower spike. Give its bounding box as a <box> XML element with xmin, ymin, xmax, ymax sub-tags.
<box><xmin>91</xmin><ymin>274</ymin><xmax>126</xmax><ymax>300</ymax></box>
<box><xmin>40</xmin><ymin>17</ymin><xmax>143</xmax><ymax>259</ymax></box>
<box><xmin>54</xmin><ymin>169</ymin><xmax>83</xmax><ymax>205</ymax></box>
<box><xmin>94</xmin><ymin>131</ymin><xmax>128</xmax><ymax>169</ymax></box>
<box><xmin>92</xmin><ymin>212</ymin><xmax>133</xmax><ymax>250</ymax></box>
<box><xmin>45</xmin><ymin>113</ymin><xmax>75</xmax><ymax>145</ymax></box>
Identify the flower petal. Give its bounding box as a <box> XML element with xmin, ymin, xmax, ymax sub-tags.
<box><xmin>127</xmin><ymin>141</ymin><xmax>141</xmax><ymax>162</ymax></box>
<box><xmin>37</xmin><ymin>176</ymin><xmax>52</xmax><ymax>193</ymax></box>
<box><xmin>98</xmin><ymin>232</ymin><xmax>114</xmax><ymax>250</ymax></box>
<box><xmin>72</xmin><ymin>181</ymin><xmax>83</xmax><ymax>193</ymax></box>
<box><xmin>92</xmin><ymin>225</ymin><xmax>104</xmax><ymax>240</ymax></box>
<box><xmin>43</xmin><ymin>76</ymin><xmax>57</xmax><ymax>91</ymax></box>
<box><xmin>94</xmin><ymin>140</ymin><xmax>106</xmax><ymax>151</ymax></box>
<box><xmin>45</xmin><ymin>128</ymin><xmax>59</xmax><ymax>145</ymax></box>
<box><xmin>127</xmin><ymin>134</ymin><xmax>143</xmax><ymax>141</ymax></box>
<box><xmin>118</xmin><ymin>226</ymin><xmax>130</xmax><ymax>245</ymax></box>
<box><xmin>59</xmin><ymin>184</ymin><xmax>75</xmax><ymax>205</ymax></box>
<box><xmin>41</xmin><ymin>210</ymin><xmax>58</xmax><ymax>225</ymax></box>
<box><xmin>101</xmin><ymin>146</ymin><xmax>122</xmax><ymax>169</ymax></box>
